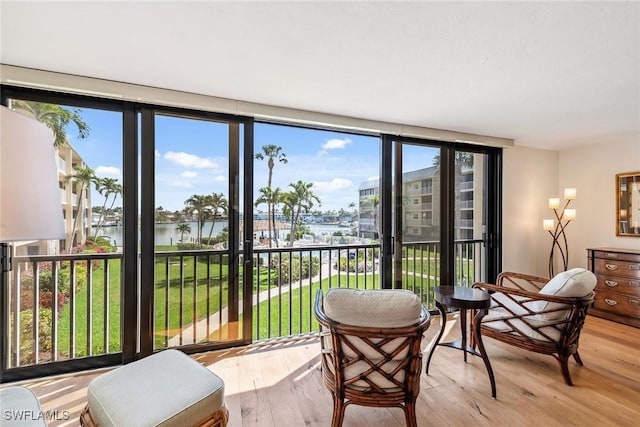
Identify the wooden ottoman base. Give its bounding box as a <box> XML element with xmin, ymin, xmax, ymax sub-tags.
<box><xmin>80</xmin><ymin>403</ymin><xmax>229</xmax><ymax>427</ymax></box>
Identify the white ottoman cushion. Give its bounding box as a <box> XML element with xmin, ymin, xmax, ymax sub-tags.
<box><xmin>87</xmin><ymin>349</ymin><xmax>224</xmax><ymax>427</ymax></box>
<box><xmin>0</xmin><ymin>386</ymin><xmax>47</xmax><ymax>427</ymax></box>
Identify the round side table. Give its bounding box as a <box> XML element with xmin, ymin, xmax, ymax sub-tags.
<box><xmin>425</xmin><ymin>285</ymin><xmax>497</xmax><ymax>398</ymax></box>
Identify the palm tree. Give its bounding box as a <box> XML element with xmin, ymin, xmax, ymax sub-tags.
<box><xmin>176</xmin><ymin>223</ymin><xmax>192</xmax><ymax>243</ymax></box>
<box><xmin>66</xmin><ymin>166</ymin><xmax>97</xmax><ymax>251</ymax></box>
<box><xmin>366</xmin><ymin>194</ymin><xmax>380</xmax><ymax>239</ymax></box>
<box><xmin>94</xmin><ymin>177</ymin><xmax>120</xmax><ymax>237</ymax></box>
<box><xmin>184</xmin><ymin>194</ymin><xmax>208</xmax><ymax>247</ymax></box>
<box><xmin>348</xmin><ymin>201</ymin><xmax>357</xmax><ymax>220</ymax></box>
<box><xmin>106</xmin><ymin>181</ymin><xmax>122</xmax><ymax>225</ymax></box>
<box><xmin>285</xmin><ymin>181</ymin><xmax>320</xmax><ymax>247</ymax></box>
<box><xmin>11</xmin><ymin>100</ymin><xmax>90</xmax><ymax>147</ymax></box>
<box><xmin>255</xmin><ymin>186</ymin><xmax>283</xmax><ymax>247</ymax></box>
<box><xmin>205</xmin><ymin>193</ymin><xmax>228</xmax><ymax>245</ymax></box>
<box><xmin>255</xmin><ymin>145</ymin><xmax>287</xmax><ymax>246</ymax></box>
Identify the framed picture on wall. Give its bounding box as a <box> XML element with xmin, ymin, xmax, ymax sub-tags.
<box><xmin>616</xmin><ymin>171</ymin><xmax>640</xmax><ymax>236</ymax></box>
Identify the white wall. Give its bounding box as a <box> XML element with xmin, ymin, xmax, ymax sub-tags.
<box><xmin>502</xmin><ymin>139</ymin><xmax>640</xmax><ymax>279</ymax></box>
<box><xmin>502</xmin><ymin>145</ymin><xmax>558</xmax><ymax>276</ymax></box>
<box><xmin>560</xmin><ymin>139</ymin><xmax>640</xmax><ymax>268</ymax></box>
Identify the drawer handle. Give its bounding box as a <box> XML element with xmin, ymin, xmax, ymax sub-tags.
<box><xmin>604</xmin><ymin>298</ymin><xmax>618</xmax><ymax>306</ymax></box>
<box><xmin>629</xmin><ymin>280</ymin><xmax>640</xmax><ymax>287</ymax></box>
<box><xmin>605</xmin><ymin>253</ymin><xmax>619</xmax><ymax>258</ymax></box>
<box><xmin>605</xmin><ymin>280</ymin><xmax>618</xmax><ymax>287</ymax></box>
<box><xmin>605</xmin><ymin>264</ymin><xmax>618</xmax><ymax>271</ymax></box>
<box><xmin>629</xmin><ymin>299</ymin><xmax>639</xmax><ymax>306</ymax></box>
<box><xmin>629</xmin><ymin>264</ymin><xmax>640</xmax><ymax>271</ymax></box>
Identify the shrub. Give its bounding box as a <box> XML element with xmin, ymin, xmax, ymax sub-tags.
<box><xmin>270</xmin><ymin>255</ymin><xmax>319</xmax><ymax>284</ymax></box>
<box><xmin>177</xmin><ymin>242</ymin><xmax>201</xmax><ymax>250</ymax></box>
<box><xmin>19</xmin><ymin>308</ymin><xmax>53</xmax><ymax>365</ymax></box>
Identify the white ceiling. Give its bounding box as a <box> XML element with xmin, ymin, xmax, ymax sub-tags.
<box><xmin>1</xmin><ymin>1</ymin><xmax>639</xmax><ymax>151</ymax></box>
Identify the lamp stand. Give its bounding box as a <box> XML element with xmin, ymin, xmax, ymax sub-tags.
<box><xmin>547</xmin><ymin>200</ymin><xmax>572</xmax><ymax>278</ymax></box>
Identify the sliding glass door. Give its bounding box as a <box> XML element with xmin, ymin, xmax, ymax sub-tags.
<box><xmin>387</xmin><ymin>137</ymin><xmax>500</xmax><ymax>309</ymax></box>
<box><xmin>143</xmin><ymin>109</ymin><xmax>249</xmax><ymax>354</ymax></box>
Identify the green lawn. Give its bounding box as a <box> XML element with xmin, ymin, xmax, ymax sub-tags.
<box><xmin>49</xmin><ymin>249</ymin><xmax>455</xmax><ymax>357</ymax></box>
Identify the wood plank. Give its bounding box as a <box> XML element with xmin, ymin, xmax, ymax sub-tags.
<box><xmin>1</xmin><ymin>315</ymin><xmax>639</xmax><ymax>427</ymax></box>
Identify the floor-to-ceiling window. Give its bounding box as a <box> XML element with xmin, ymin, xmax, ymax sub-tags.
<box><xmin>252</xmin><ymin>123</ymin><xmax>381</xmax><ymax>339</ymax></box>
<box><xmin>1</xmin><ymin>88</ymin><xmax>127</xmax><ymax>381</ymax></box>
<box><xmin>1</xmin><ymin>85</ymin><xmax>501</xmax><ymax>382</ymax></box>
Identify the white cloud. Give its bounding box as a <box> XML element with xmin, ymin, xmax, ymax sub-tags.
<box><xmin>164</xmin><ymin>151</ymin><xmax>217</xmax><ymax>169</ymax></box>
<box><xmin>319</xmin><ymin>138</ymin><xmax>352</xmax><ymax>155</ymax></box>
<box><xmin>155</xmin><ymin>150</ymin><xmax>161</xmax><ymax>158</ymax></box>
<box><xmin>313</xmin><ymin>178</ymin><xmax>353</xmax><ymax>192</ymax></box>
<box><xmin>213</xmin><ymin>175</ymin><xmax>225</xmax><ymax>182</ymax></box>
<box><xmin>95</xmin><ymin>166</ymin><xmax>121</xmax><ymax>177</ymax></box>
<box><xmin>181</xmin><ymin>171</ymin><xmax>197</xmax><ymax>178</ymax></box>
<box><xmin>169</xmin><ymin>180</ymin><xmax>193</xmax><ymax>188</ymax></box>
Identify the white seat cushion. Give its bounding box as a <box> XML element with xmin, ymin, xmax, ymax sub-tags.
<box><xmin>483</xmin><ymin>305</ymin><xmax>561</xmax><ymax>343</ymax></box>
<box><xmin>324</xmin><ymin>288</ymin><xmax>422</xmax><ymax>328</ymax></box>
<box><xmin>88</xmin><ymin>349</ymin><xmax>224</xmax><ymax>427</ymax></box>
<box><xmin>0</xmin><ymin>386</ymin><xmax>47</xmax><ymax>427</ymax></box>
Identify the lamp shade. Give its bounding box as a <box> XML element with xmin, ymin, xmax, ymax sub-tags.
<box><xmin>0</xmin><ymin>106</ymin><xmax>65</xmax><ymax>242</ymax></box>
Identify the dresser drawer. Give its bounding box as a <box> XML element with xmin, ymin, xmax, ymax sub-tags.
<box><xmin>593</xmin><ymin>250</ymin><xmax>640</xmax><ymax>263</ymax></box>
<box><xmin>593</xmin><ymin>290</ymin><xmax>640</xmax><ymax>318</ymax></box>
<box><xmin>594</xmin><ymin>259</ymin><xmax>640</xmax><ymax>279</ymax></box>
<box><xmin>595</xmin><ymin>275</ymin><xmax>640</xmax><ymax>297</ymax></box>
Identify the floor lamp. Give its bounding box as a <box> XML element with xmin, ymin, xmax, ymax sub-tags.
<box><xmin>1</xmin><ymin>106</ymin><xmax>66</xmax><ymax>380</ymax></box>
<box><xmin>543</xmin><ymin>188</ymin><xmax>576</xmax><ymax>278</ymax></box>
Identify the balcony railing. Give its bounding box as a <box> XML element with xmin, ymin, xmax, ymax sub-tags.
<box><xmin>6</xmin><ymin>251</ymin><xmax>123</xmax><ymax>368</ymax></box>
<box><xmin>5</xmin><ymin>240</ymin><xmax>484</xmax><ymax>369</ymax></box>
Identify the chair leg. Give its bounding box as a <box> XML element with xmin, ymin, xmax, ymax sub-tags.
<box><xmin>573</xmin><ymin>351</ymin><xmax>584</xmax><ymax>366</ymax></box>
<box><xmin>331</xmin><ymin>396</ymin><xmax>346</xmax><ymax>427</ymax></box>
<box><xmin>404</xmin><ymin>402</ymin><xmax>418</xmax><ymax>427</ymax></box>
<box><xmin>559</xmin><ymin>356</ymin><xmax>574</xmax><ymax>386</ymax></box>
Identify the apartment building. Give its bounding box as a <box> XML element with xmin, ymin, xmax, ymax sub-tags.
<box><xmin>358</xmin><ymin>159</ymin><xmax>483</xmax><ymax>242</ymax></box>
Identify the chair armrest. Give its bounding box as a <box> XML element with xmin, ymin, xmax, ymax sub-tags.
<box><xmin>473</xmin><ymin>282</ymin><xmax>594</xmax><ymax>305</ymax></box>
<box><xmin>495</xmin><ymin>271</ymin><xmax>550</xmax><ymax>292</ymax></box>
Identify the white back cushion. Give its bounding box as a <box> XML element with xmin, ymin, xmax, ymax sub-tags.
<box><xmin>539</xmin><ymin>268</ymin><xmax>596</xmax><ymax>298</ymax></box>
<box><xmin>535</xmin><ymin>268</ymin><xmax>596</xmax><ymax>320</ymax></box>
<box><xmin>324</xmin><ymin>288</ymin><xmax>422</xmax><ymax>327</ymax></box>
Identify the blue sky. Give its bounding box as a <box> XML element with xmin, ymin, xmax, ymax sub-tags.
<box><xmin>67</xmin><ymin>107</ymin><xmax>437</xmax><ymax>213</ymax></box>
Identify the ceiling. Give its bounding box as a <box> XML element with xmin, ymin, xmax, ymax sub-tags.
<box><xmin>1</xmin><ymin>1</ymin><xmax>639</xmax><ymax>151</ymax></box>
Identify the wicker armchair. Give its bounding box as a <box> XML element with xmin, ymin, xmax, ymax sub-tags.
<box><xmin>472</xmin><ymin>269</ymin><xmax>596</xmax><ymax>386</ymax></box>
<box><xmin>314</xmin><ymin>288</ymin><xmax>431</xmax><ymax>427</ymax></box>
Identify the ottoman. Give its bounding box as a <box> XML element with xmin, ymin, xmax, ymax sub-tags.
<box><xmin>80</xmin><ymin>349</ymin><xmax>227</xmax><ymax>427</ymax></box>
<box><xmin>0</xmin><ymin>386</ymin><xmax>47</xmax><ymax>427</ymax></box>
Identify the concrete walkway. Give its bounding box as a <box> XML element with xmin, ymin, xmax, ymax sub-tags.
<box><xmin>167</xmin><ymin>260</ymin><xmax>355</xmax><ymax>346</ymax></box>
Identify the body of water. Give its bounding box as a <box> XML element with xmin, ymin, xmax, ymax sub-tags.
<box><xmin>97</xmin><ymin>221</ymin><xmax>353</xmax><ymax>247</ymax></box>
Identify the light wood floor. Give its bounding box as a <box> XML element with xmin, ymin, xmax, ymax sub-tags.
<box><xmin>2</xmin><ymin>315</ymin><xmax>639</xmax><ymax>427</ymax></box>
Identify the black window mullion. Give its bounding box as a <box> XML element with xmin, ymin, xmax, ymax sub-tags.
<box><xmin>380</xmin><ymin>135</ymin><xmax>393</xmax><ymax>289</ymax></box>
<box><xmin>242</xmin><ymin>119</ymin><xmax>254</xmax><ymax>343</ymax></box>
<box><xmin>139</xmin><ymin>107</ymin><xmax>155</xmax><ymax>358</ymax></box>
<box><xmin>439</xmin><ymin>146</ymin><xmax>456</xmax><ymax>286</ymax></box>
<box><xmin>122</xmin><ymin>103</ymin><xmax>139</xmax><ymax>364</ymax></box>
<box><xmin>486</xmin><ymin>148</ymin><xmax>502</xmax><ymax>283</ymax></box>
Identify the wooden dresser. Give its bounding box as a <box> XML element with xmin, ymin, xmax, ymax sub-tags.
<box><xmin>587</xmin><ymin>247</ymin><xmax>640</xmax><ymax>328</ymax></box>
